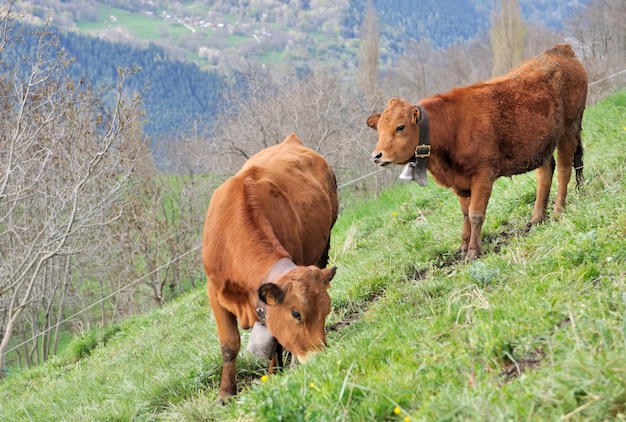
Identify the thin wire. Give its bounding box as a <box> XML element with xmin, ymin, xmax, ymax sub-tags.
<box><xmin>4</xmin><ymin>168</ymin><xmax>383</xmax><ymax>356</ymax></box>
<box><xmin>588</xmin><ymin>69</ymin><xmax>626</xmax><ymax>87</ymax></box>
<box><xmin>338</xmin><ymin>168</ymin><xmax>385</xmax><ymax>189</ymax></box>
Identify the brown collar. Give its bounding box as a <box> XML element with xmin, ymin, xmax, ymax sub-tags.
<box><xmin>256</xmin><ymin>258</ymin><xmax>296</xmax><ymax>325</ymax></box>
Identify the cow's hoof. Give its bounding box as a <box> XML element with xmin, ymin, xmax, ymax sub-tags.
<box><xmin>529</xmin><ymin>214</ymin><xmax>547</xmax><ymax>226</ymax></box>
<box><xmin>214</xmin><ymin>397</ymin><xmax>228</xmax><ymax>406</ymax></box>
<box><xmin>465</xmin><ymin>250</ymin><xmax>481</xmax><ymax>260</ymax></box>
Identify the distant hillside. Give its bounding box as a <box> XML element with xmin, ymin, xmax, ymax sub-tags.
<box><xmin>1</xmin><ymin>20</ymin><xmax>227</xmax><ymax>164</ymax></box>
<box><xmin>14</xmin><ymin>0</ymin><xmax>590</xmax><ymax>68</ymax></box>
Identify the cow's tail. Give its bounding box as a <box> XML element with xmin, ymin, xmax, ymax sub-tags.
<box><xmin>574</xmin><ymin>134</ymin><xmax>584</xmax><ymax>191</ymax></box>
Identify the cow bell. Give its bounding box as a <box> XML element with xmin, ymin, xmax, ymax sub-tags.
<box><xmin>399</xmin><ymin>162</ymin><xmax>416</xmax><ymax>181</ymax></box>
<box><xmin>399</xmin><ymin>161</ymin><xmax>428</xmax><ymax>186</ymax></box>
<box><xmin>247</xmin><ymin>322</ymin><xmax>277</xmax><ymax>359</ymax></box>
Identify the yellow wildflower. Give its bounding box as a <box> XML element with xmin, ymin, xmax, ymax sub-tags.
<box><xmin>261</xmin><ymin>375</ymin><xmax>268</xmax><ymax>382</ymax></box>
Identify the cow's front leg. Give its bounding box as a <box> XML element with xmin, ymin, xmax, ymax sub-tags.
<box><xmin>466</xmin><ymin>178</ymin><xmax>494</xmax><ymax>259</ymax></box>
<box><xmin>458</xmin><ymin>195</ymin><xmax>471</xmax><ymax>257</ymax></box>
<box><xmin>268</xmin><ymin>343</ymin><xmax>284</xmax><ymax>374</ymax></box>
<box><xmin>209</xmin><ymin>291</ymin><xmax>240</xmax><ymax>402</ymax></box>
<box><xmin>466</xmin><ymin>211</ymin><xmax>485</xmax><ymax>259</ymax></box>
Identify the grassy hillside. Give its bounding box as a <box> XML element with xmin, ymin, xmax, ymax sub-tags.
<box><xmin>1</xmin><ymin>91</ymin><xmax>625</xmax><ymax>420</ymax></box>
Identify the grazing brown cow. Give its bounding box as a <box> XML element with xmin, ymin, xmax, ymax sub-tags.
<box><xmin>202</xmin><ymin>133</ymin><xmax>338</xmax><ymax>400</ymax></box>
<box><xmin>367</xmin><ymin>44</ymin><xmax>587</xmax><ymax>259</ymax></box>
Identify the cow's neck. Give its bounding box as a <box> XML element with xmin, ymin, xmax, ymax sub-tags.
<box><xmin>261</xmin><ymin>257</ymin><xmax>296</xmax><ymax>285</ymax></box>
<box><xmin>402</xmin><ymin>103</ymin><xmax>431</xmax><ymax>186</ymax></box>
<box><xmin>418</xmin><ymin>97</ymin><xmax>461</xmax><ymax>189</ymax></box>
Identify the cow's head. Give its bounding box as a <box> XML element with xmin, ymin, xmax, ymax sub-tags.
<box><xmin>258</xmin><ymin>265</ymin><xmax>336</xmax><ymax>363</ymax></box>
<box><xmin>367</xmin><ymin>97</ymin><xmax>424</xmax><ymax>166</ymax></box>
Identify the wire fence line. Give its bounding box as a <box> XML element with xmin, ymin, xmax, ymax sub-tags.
<box><xmin>6</xmin><ymin>245</ymin><xmax>202</xmax><ymax>355</ymax></box>
<box><xmin>337</xmin><ymin>168</ymin><xmax>385</xmax><ymax>189</ymax></box>
<box><xmin>588</xmin><ymin>69</ymin><xmax>626</xmax><ymax>87</ymax></box>
<box><xmin>4</xmin><ymin>69</ymin><xmax>625</xmax><ymax>358</ymax></box>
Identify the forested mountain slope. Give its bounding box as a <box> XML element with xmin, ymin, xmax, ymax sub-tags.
<box><xmin>1</xmin><ymin>22</ymin><xmax>225</xmax><ymax>143</ymax></box>
<box><xmin>343</xmin><ymin>0</ymin><xmax>589</xmax><ymax>49</ymax></box>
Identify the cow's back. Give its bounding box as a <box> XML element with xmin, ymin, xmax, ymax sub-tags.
<box><xmin>511</xmin><ymin>44</ymin><xmax>587</xmax><ymax>120</ymax></box>
<box><xmin>204</xmin><ymin>133</ymin><xmax>337</xmax><ymax>276</ymax></box>
<box><xmin>431</xmin><ymin>44</ymin><xmax>587</xmax><ymax>178</ymax></box>
<box><xmin>542</xmin><ymin>44</ymin><xmax>587</xmax><ymax>122</ymax></box>
<box><xmin>241</xmin><ymin>134</ymin><xmax>338</xmax><ymax>265</ymax></box>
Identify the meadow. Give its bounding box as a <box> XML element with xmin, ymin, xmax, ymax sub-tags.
<box><xmin>76</xmin><ymin>4</ymin><xmax>190</xmax><ymax>39</ymax></box>
<box><xmin>74</xmin><ymin>2</ymin><xmax>304</xmax><ymax>66</ymax></box>
<box><xmin>0</xmin><ymin>91</ymin><xmax>624</xmax><ymax>421</ymax></box>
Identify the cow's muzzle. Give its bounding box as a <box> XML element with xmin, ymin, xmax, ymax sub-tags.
<box><xmin>371</xmin><ymin>152</ymin><xmax>390</xmax><ymax>166</ymax></box>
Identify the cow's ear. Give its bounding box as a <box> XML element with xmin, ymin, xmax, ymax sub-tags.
<box><xmin>320</xmin><ymin>267</ymin><xmax>337</xmax><ymax>289</ymax></box>
<box><xmin>411</xmin><ymin>106</ymin><xmax>423</xmax><ymax>125</ymax></box>
<box><xmin>366</xmin><ymin>114</ymin><xmax>380</xmax><ymax>130</ymax></box>
<box><xmin>258</xmin><ymin>283</ymin><xmax>284</xmax><ymax>306</ymax></box>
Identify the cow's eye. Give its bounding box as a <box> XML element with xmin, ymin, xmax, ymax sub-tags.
<box><xmin>396</xmin><ymin>125</ymin><xmax>405</xmax><ymax>133</ymax></box>
<box><xmin>291</xmin><ymin>309</ymin><xmax>302</xmax><ymax>321</ymax></box>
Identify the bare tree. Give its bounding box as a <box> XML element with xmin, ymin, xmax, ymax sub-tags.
<box><xmin>113</xmin><ymin>170</ymin><xmax>209</xmax><ymax>307</ymax></box>
<box><xmin>211</xmin><ymin>65</ymin><xmax>394</xmax><ymax>199</ymax></box>
<box><xmin>384</xmin><ymin>39</ymin><xmax>433</xmax><ymax>100</ymax></box>
<box><xmin>383</xmin><ymin>36</ymin><xmax>492</xmax><ymax>101</ymax></box>
<box><xmin>0</xmin><ymin>13</ymin><xmax>147</xmax><ymax>372</ymax></box>
<box><xmin>357</xmin><ymin>0</ymin><xmax>382</xmax><ymax>110</ymax></box>
<box><xmin>566</xmin><ymin>0</ymin><xmax>626</xmax><ymax>103</ymax></box>
<box><xmin>523</xmin><ymin>22</ymin><xmax>562</xmax><ymax>57</ymax></box>
<box><xmin>490</xmin><ymin>0</ymin><xmax>526</xmax><ymax>77</ymax></box>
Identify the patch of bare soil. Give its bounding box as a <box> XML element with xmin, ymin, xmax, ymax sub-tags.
<box><xmin>328</xmin><ymin>290</ymin><xmax>384</xmax><ymax>332</ymax></box>
<box><xmin>499</xmin><ymin>352</ymin><xmax>544</xmax><ymax>383</ymax></box>
<box><xmin>484</xmin><ymin>222</ymin><xmax>531</xmax><ymax>254</ymax></box>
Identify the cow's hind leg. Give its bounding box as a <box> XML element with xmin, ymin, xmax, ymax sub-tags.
<box><xmin>574</xmin><ymin>141</ymin><xmax>584</xmax><ymax>190</ymax></box>
<box><xmin>208</xmin><ymin>291</ymin><xmax>240</xmax><ymax>401</ymax></box>
<box><xmin>554</xmin><ymin>132</ymin><xmax>581</xmax><ymax>217</ymax></box>
<box><xmin>530</xmin><ymin>157</ymin><xmax>555</xmax><ymax>225</ymax></box>
<box><xmin>316</xmin><ymin>238</ymin><xmax>331</xmax><ymax>268</ymax></box>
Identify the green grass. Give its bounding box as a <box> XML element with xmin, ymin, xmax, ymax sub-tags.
<box><xmin>76</xmin><ymin>4</ymin><xmax>265</xmax><ymax>58</ymax></box>
<box><xmin>1</xmin><ymin>91</ymin><xmax>625</xmax><ymax>420</ymax></box>
<box><xmin>258</xmin><ymin>50</ymin><xmax>285</xmax><ymax>66</ymax></box>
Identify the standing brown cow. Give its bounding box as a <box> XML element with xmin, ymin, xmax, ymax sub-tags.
<box><xmin>202</xmin><ymin>133</ymin><xmax>338</xmax><ymax>400</ymax></box>
<box><xmin>367</xmin><ymin>44</ymin><xmax>587</xmax><ymax>259</ymax></box>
